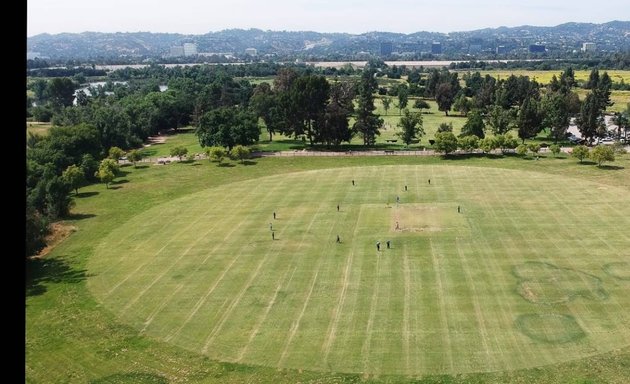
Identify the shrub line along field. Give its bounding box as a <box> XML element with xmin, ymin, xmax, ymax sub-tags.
<box><xmin>27</xmin><ymin>153</ymin><xmax>630</xmax><ymax>383</ymax></box>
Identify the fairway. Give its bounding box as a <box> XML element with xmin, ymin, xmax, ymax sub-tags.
<box><xmin>87</xmin><ymin>165</ymin><xmax>630</xmax><ymax>376</ymax></box>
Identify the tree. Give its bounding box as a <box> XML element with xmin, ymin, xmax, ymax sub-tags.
<box><xmin>127</xmin><ymin>149</ymin><xmax>142</xmax><ymax>167</ymax></box>
<box><xmin>290</xmin><ymin>74</ymin><xmax>330</xmax><ymax>146</ymax></box>
<box><xmin>319</xmin><ymin>81</ymin><xmax>355</xmax><ymax>147</ymax></box>
<box><xmin>437</xmin><ymin>122</ymin><xmax>453</xmax><ymax>133</ymax></box>
<box><xmin>542</xmin><ymin>93</ymin><xmax>569</xmax><ymax>143</ymax></box>
<box><xmin>479</xmin><ymin>137</ymin><xmax>498</xmax><ymax>154</ymax></box>
<box><xmin>396</xmin><ymin>109</ymin><xmax>424</xmax><ymax>146</ymax></box>
<box><xmin>80</xmin><ymin>153</ymin><xmax>99</xmax><ymax>182</ymax></box>
<box><xmin>62</xmin><ymin>164</ymin><xmax>85</xmax><ymax>195</ymax></box>
<box><xmin>26</xmin><ymin>206</ymin><xmax>49</xmax><ymax>257</ymax></box>
<box><xmin>528</xmin><ymin>143</ymin><xmax>541</xmax><ymax>156</ymax></box>
<box><xmin>577</xmin><ymin>92</ymin><xmax>604</xmax><ymax>144</ymax></box>
<box><xmin>108</xmin><ymin>146</ymin><xmax>125</xmax><ymax>161</ymax></box>
<box><xmin>495</xmin><ymin>133</ymin><xmax>519</xmax><ymax>154</ymax></box>
<box><xmin>486</xmin><ymin>105</ymin><xmax>514</xmax><ymax>135</ymax></box>
<box><xmin>170</xmin><ymin>145</ymin><xmax>188</xmax><ymax>160</ymax></box>
<box><xmin>435</xmin><ymin>83</ymin><xmax>455</xmax><ymax>115</ymax></box>
<box><xmin>457</xmin><ymin>135</ymin><xmax>479</xmax><ymax>153</ymax></box>
<box><xmin>353</xmin><ymin>68</ymin><xmax>383</xmax><ymax>146</ymax></box>
<box><xmin>45</xmin><ymin>176</ymin><xmax>73</xmax><ymax>219</ymax></box>
<box><xmin>207</xmin><ymin>146</ymin><xmax>227</xmax><ymax>164</ymax></box>
<box><xmin>549</xmin><ymin>144</ymin><xmax>561</xmax><ymax>157</ymax></box>
<box><xmin>589</xmin><ymin>145</ymin><xmax>615</xmax><ymax>167</ymax></box>
<box><xmin>250</xmin><ymin>82</ymin><xmax>277</xmax><ymax>141</ymax></box>
<box><xmin>413</xmin><ymin>99</ymin><xmax>430</xmax><ymax>111</ymax></box>
<box><xmin>516</xmin><ymin>144</ymin><xmax>528</xmax><ymax>156</ymax></box>
<box><xmin>571</xmin><ymin>145</ymin><xmax>589</xmax><ymax>163</ymax></box>
<box><xmin>433</xmin><ymin>132</ymin><xmax>458</xmax><ymax>155</ymax></box>
<box><xmin>460</xmin><ymin>110</ymin><xmax>485</xmax><ymax>139</ymax></box>
<box><xmin>453</xmin><ymin>94</ymin><xmax>472</xmax><ymax>116</ymax></box>
<box><xmin>197</xmin><ymin>106</ymin><xmax>260</xmax><ymax>150</ymax></box>
<box><xmin>382</xmin><ymin>97</ymin><xmax>392</xmax><ymax>116</ymax></box>
<box><xmin>396</xmin><ymin>85</ymin><xmax>409</xmax><ymax>115</ymax></box>
<box><xmin>230</xmin><ymin>145</ymin><xmax>251</xmax><ymax>164</ymax></box>
<box><xmin>516</xmin><ymin>96</ymin><xmax>543</xmax><ymax>143</ymax></box>
<box><xmin>47</xmin><ymin>77</ymin><xmax>76</xmax><ymax>109</ymax></box>
<box><xmin>96</xmin><ymin>158</ymin><xmax>119</xmax><ymax>188</ymax></box>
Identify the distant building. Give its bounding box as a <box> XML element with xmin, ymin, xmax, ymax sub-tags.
<box><xmin>26</xmin><ymin>51</ymin><xmax>41</xmax><ymax>60</ymax></box>
<box><xmin>529</xmin><ymin>44</ymin><xmax>546</xmax><ymax>53</ymax></box>
<box><xmin>431</xmin><ymin>42</ymin><xmax>442</xmax><ymax>54</ymax></box>
<box><xmin>380</xmin><ymin>42</ymin><xmax>393</xmax><ymax>56</ymax></box>
<box><xmin>496</xmin><ymin>45</ymin><xmax>508</xmax><ymax>54</ymax></box>
<box><xmin>169</xmin><ymin>46</ymin><xmax>184</xmax><ymax>57</ymax></box>
<box><xmin>183</xmin><ymin>43</ymin><xmax>197</xmax><ymax>56</ymax></box>
<box><xmin>582</xmin><ymin>42</ymin><xmax>596</xmax><ymax>52</ymax></box>
<box><xmin>245</xmin><ymin>47</ymin><xmax>257</xmax><ymax>56</ymax></box>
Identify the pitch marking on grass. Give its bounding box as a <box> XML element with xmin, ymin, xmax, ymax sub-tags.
<box><xmin>278</xmin><ymin>267</ymin><xmax>321</xmax><ymax>367</ymax></box>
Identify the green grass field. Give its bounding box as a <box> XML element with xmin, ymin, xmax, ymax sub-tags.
<box><xmin>27</xmin><ymin>153</ymin><xmax>630</xmax><ymax>383</ymax></box>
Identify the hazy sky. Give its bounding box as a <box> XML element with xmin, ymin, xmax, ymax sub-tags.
<box><xmin>27</xmin><ymin>0</ymin><xmax>629</xmax><ymax>36</ymax></box>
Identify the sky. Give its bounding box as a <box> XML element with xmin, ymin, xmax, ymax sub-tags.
<box><xmin>27</xmin><ymin>0</ymin><xmax>629</xmax><ymax>37</ymax></box>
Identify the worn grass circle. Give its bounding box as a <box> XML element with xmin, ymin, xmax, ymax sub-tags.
<box><xmin>87</xmin><ymin>165</ymin><xmax>630</xmax><ymax>376</ymax></box>
<box><xmin>515</xmin><ymin>313</ymin><xmax>586</xmax><ymax>344</ymax></box>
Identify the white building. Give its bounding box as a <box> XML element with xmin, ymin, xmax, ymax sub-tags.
<box><xmin>169</xmin><ymin>46</ymin><xmax>184</xmax><ymax>57</ymax></box>
<box><xmin>183</xmin><ymin>43</ymin><xmax>198</xmax><ymax>56</ymax></box>
<box><xmin>245</xmin><ymin>47</ymin><xmax>257</xmax><ymax>56</ymax></box>
<box><xmin>582</xmin><ymin>42</ymin><xmax>596</xmax><ymax>52</ymax></box>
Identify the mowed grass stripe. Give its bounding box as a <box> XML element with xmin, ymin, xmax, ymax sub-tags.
<box><xmin>87</xmin><ymin>165</ymin><xmax>630</xmax><ymax>375</ymax></box>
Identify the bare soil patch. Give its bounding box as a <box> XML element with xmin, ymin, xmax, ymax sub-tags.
<box><xmin>36</xmin><ymin>222</ymin><xmax>77</xmax><ymax>258</ymax></box>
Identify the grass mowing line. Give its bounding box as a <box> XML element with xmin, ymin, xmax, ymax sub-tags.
<box><xmin>141</xmin><ymin>283</ymin><xmax>185</xmax><ymax>332</ymax></box>
<box><xmin>402</xmin><ymin>245</ymin><xmax>412</xmax><ymax>374</ymax></box>
<box><xmin>429</xmin><ymin>237</ymin><xmax>455</xmax><ymax>373</ymax></box>
<box><xmin>201</xmin><ymin>253</ymin><xmax>269</xmax><ymax>353</ymax></box>
<box><xmin>118</xmin><ymin>209</ymin><xmax>228</xmax><ymax>314</ymax></box>
<box><xmin>320</xmin><ymin>196</ymin><xmax>364</xmax><ymax>365</ymax></box>
<box><xmin>361</xmin><ymin>248</ymin><xmax>381</xmax><ymax>374</ymax></box>
<box><xmin>476</xmin><ymin>169</ymin><xmax>533</xmax><ymax>369</ymax></box>
<box><xmin>278</xmin><ymin>267</ymin><xmax>321</xmax><ymax>367</ymax></box>
<box><xmin>101</xmin><ymin>198</ymin><xmax>226</xmax><ymax>298</ymax></box>
<box><xmin>455</xmin><ymin>237</ymin><xmax>495</xmax><ymax>368</ymax></box>
<box><xmin>163</xmin><ymin>250</ymin><xmax>243</xmax><ymax>342</ymax></box>
<box><xmin>236</xmin><ymin>265</ymin><xmax>298</xmax><ymax>362</ymax></box>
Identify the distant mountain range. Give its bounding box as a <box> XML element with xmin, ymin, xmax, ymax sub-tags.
<box><xmin>27</xmin><ymin>21</ymin><xmax>630</xmax><ymax>61</ymax></box>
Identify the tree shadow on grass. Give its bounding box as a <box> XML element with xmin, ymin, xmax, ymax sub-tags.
<box><xmin>66</xmin><ymin>212</ymin><xmax>96</xmax><ymax>220</ymax></box>
<box><xmin>76</xmin><ymin>191</ymin><xmax>99</xmax><ymax>198</ymax></box>
<box><xmin>441</xmin><ymin>153</ymin><xmax>492</xmax><ymax>161</ymax></box>
<box><xmin>242</xmin><ymin>160</ymin><xmax>257</xmax><ymax>166</ymax></box>
<box><xmin>577</xmin><ymin>161</ymin><xmax>597</xmax><ymax>166</ymax></box>
<box><xmin>26</xmin><ymin>256</ymin><xmax>88</xmax><ymax>297</ymax></box>
<box><xmin>108</xmin><ymin>186</ymin><xmax>122</xmax><ymax>190</ymax></box>
<box><xmin>218</xmin><ymin>162</ymin><xmax>235</xmax><ymax>167</ymax></box>
<box><xmin>111</xmin><ymin>179</ymin><xmax>129</xmax><ymax>185</ymax></box>
<box><xmin>598</xmin><ymin>165</ymin><xmax>625</xmax><ymax>170</ymax></box>
<box><xmin>133</xmin><ymin>164</ymin><xmax>149</xmax><ymax>169</ymax></box>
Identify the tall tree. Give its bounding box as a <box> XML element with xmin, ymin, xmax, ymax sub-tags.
<box><xmin>435</xmin><ymin>83</ymin><xmax>455</xmax><ymax>116</ymax></box>
<box><xmin>542</xmin><ymin>93</ymin><xmax>569</xmax><ymax>143</ymax></box>
<box><xmin>460</xmin><ymin>109</ymin><xmax>485</xmax><ymax>139</ymax></box>
<box><xmin>396</xmin><ymin>109</ymin><xmax>424</xmax><ymax>146</ymax></box>
<box><xmin>516</xmin><ymin>96</ymin><xmax>543</xmax><ymax>143</ymax></box>
<box><xmin>433</xmin><ymin>132</ymin><xmax>458</xmax><ymax>155</ymax></box>
<box><xmin>396</xmin><ymin>85</ymin><xmax>409</xmax><ymax>115</ymax></box>
<box><xmin>291</xmin><ymin>75</ymin><xmax>330</xmax><ymax>146</ymax></box>
<box><xmin>47</xmin><ymin>77</ymin><xmax>76</xmax><ymax>109</ymax></box>
<box><xmin>382</xmin><ymin>96</ymin><xmax>392</xmax><ymax>116</ymax></box>
<box><xmin>250</xmin><ymin>82</ymin><xmax>277</xmax><ymax>141</ymax></box>
<box><xmin>197</xmin><ymin>106</ymin><xmax>259</xmax><ymax>150</ymax></box>
<box><xmin>577</xmin><ymin>92</ymin><xmax>604</xmax><ymax>144</ymax></box>
<box><xmin>453</xmin><ymin>93</ymin><xmax>472</xmax><ymax>116</ymax></box>
<box><xmin>485</xmin><ymin>105</ymin><xmax>514</xmax><ymax>135</ymax></box>
<box><xmin>353</xmin><ymin>69</ymin><xmax>383</xmax><ymax>146</ymax></box>
<box><xmin>319</xmin><ymin>81</ymin><xmax>354</xmax><ymax>147</ymax></box>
